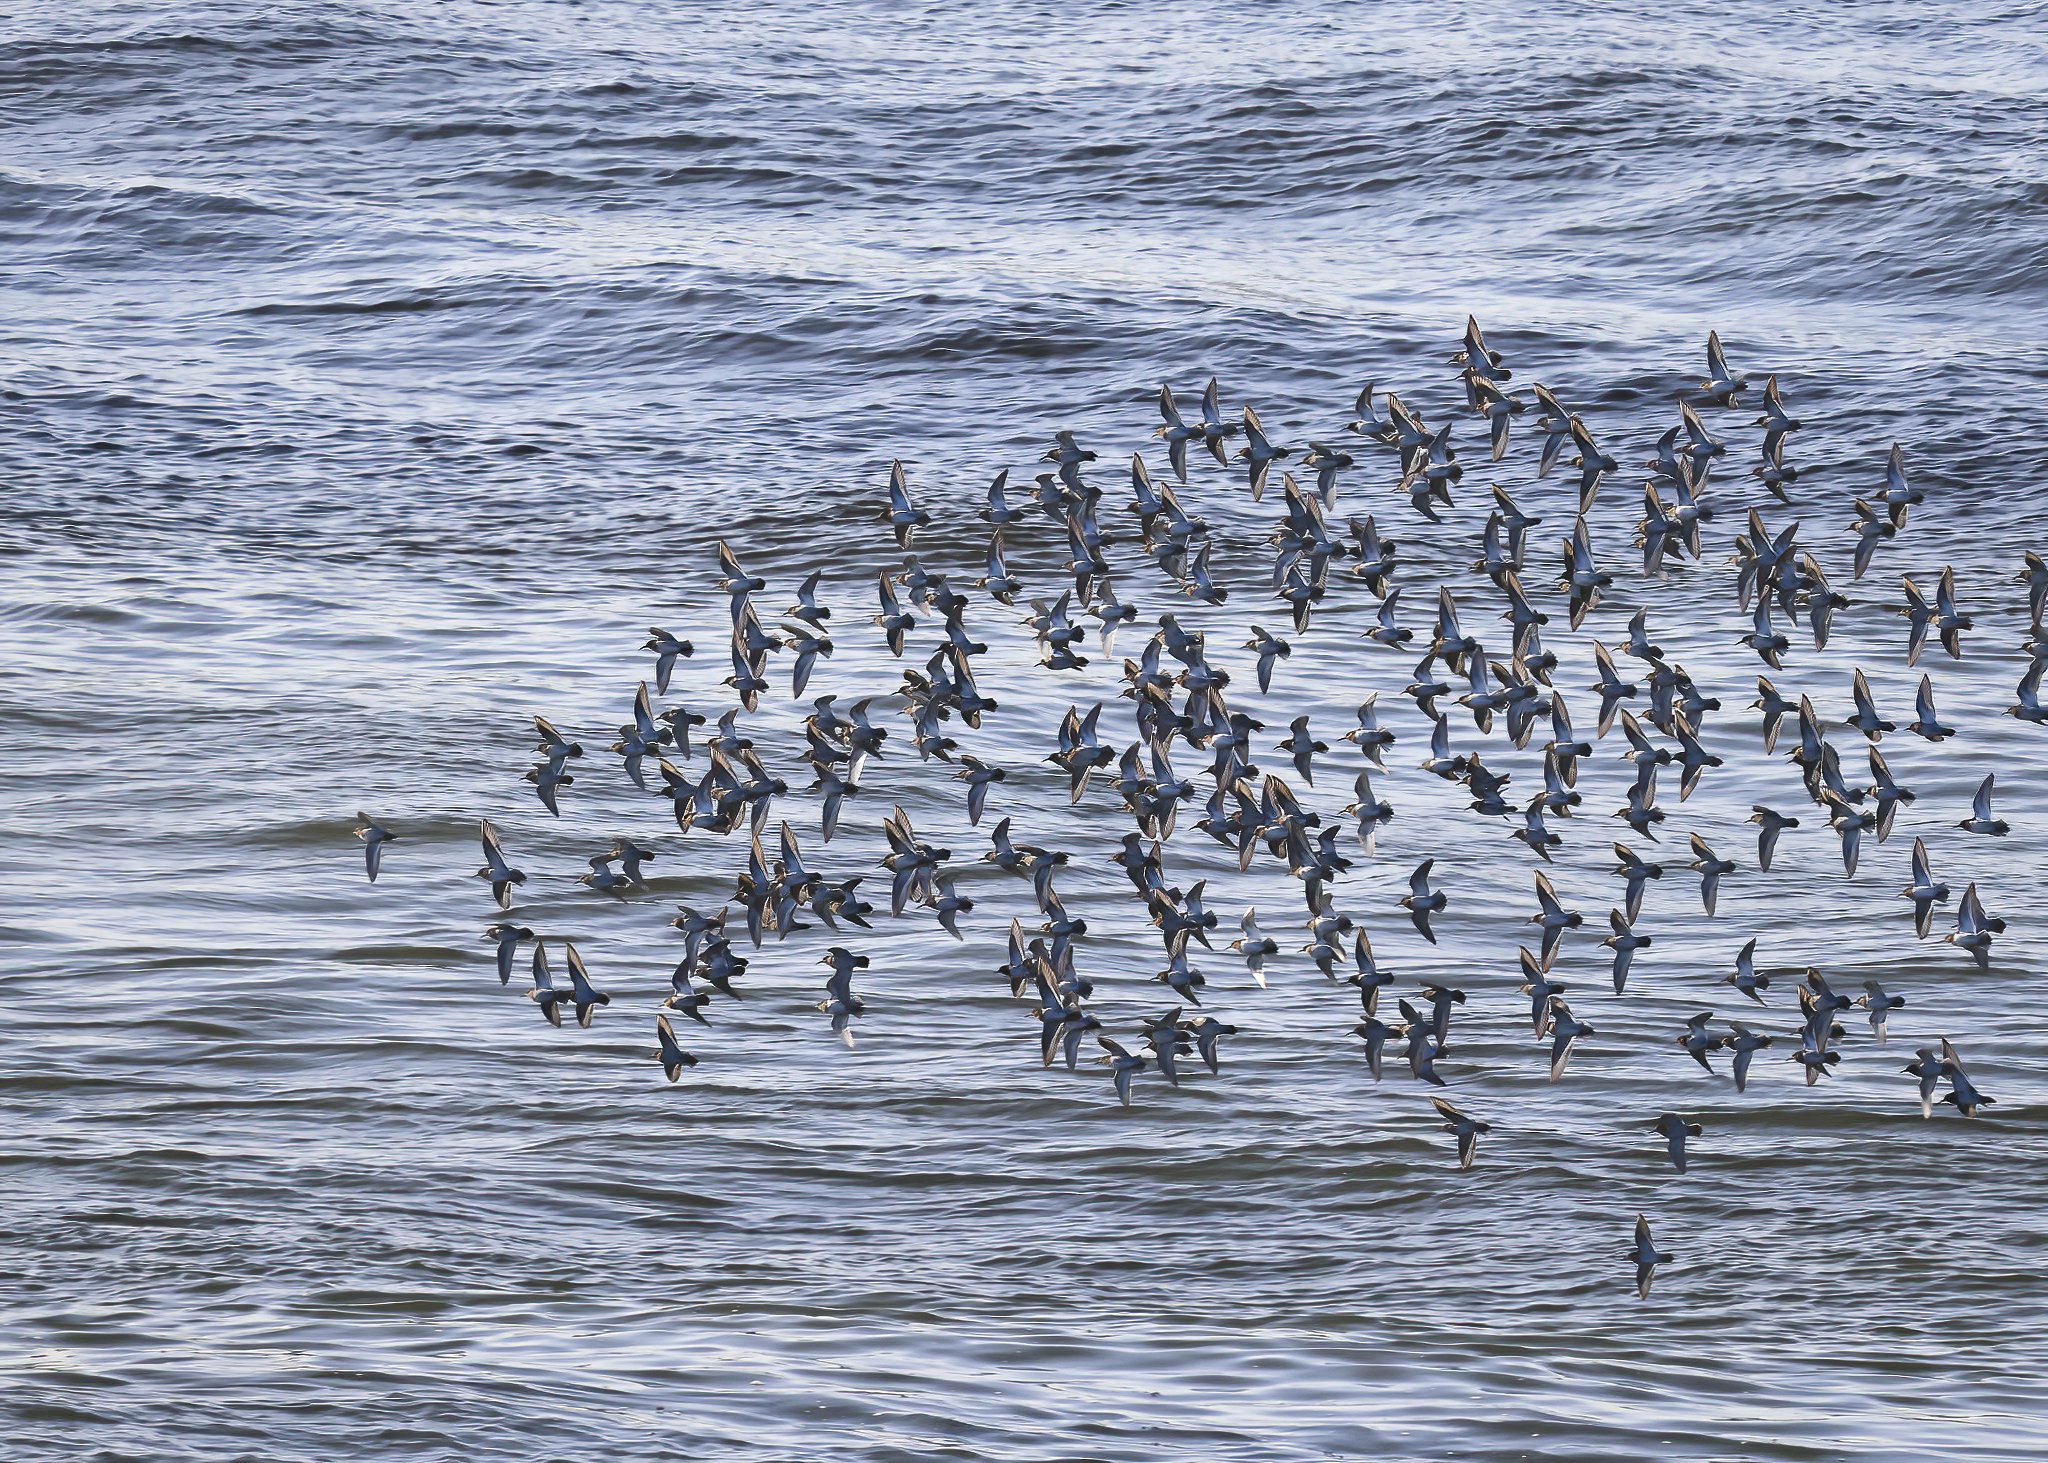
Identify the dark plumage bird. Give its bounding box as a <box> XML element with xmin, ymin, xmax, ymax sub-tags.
<box><xmin>1341</xmin><ymin>693</ymin><xmax>1395</xmax><ymax>770</ymax></box>
<box><xmin>1946</xmin><ymin>883</ymin><xmax>2001</xmax><ymax>969</ymax></box>
<box><xmin>1277</xmin><ymin>715</ymin><xmax>1327</xmax><ymax>785</ymax></box>
<box><xmin>1530</xmin><ymin>872</ymin><xmax>1582</xmax><ymax>963</ymax></box>
<box><xmin>1230</xmin><ymin>908</ymin><xmax>1279</xmax><ymax>989</ymax></box>
<box><xmin>1692</xmin><ymin>330</ymin><xmax>1748</xmax><ymax>405</ymax></box>
<box><xmin>476</xmin><ymin>820</ymin><xmax>525</xmax><ymax>910</ymax></box>
<box><xmin>1938</xmin><ymin>1038</ymin><xmax>1995</xmax><ymax>1117</ymax></box>
<box><xmin>1749</xmin><ymin>805</ymin><xmax>1798</xmax><ymax>872</ymax></box>
<box><xmin>1603</xmin><ymin>909</ymin><xmax>1651</xmax><ymax>992</ymax></box>
<box><xmin>1904</xmin><ymin>1046</ymin><xmax>1945</xmax><ymax>1120</ymax></box>
<box><xmin>1958</xmin><ymin>774</ymin><xmax>2008</xmax><ymax>837</ymax></box>
<box><xmin>561</xmin><ymin>942</ymin><xmax>610</xmax><ymax>1028</ymax></box>
<box><xmin>883</xmin><ymin>459</ymin><xmax>932</xmax><ymax>547</ymax></box>
<box><xmin>1097</xmin><ymin>1036</ymin><xmax>1148</xmax><ymax>1107</ymax></box>
<box><xmin>818</xmin><ymin>946</ymin><xmax>869</xmax><ymax>1047</ymax></box>
<box><xmin>1432</xmin><ymin>1096</ymin><xmax>1491</xmax><ymax>1171</ymax></box>
<box><xmin>1610</xmin><ymin>843</ymin><xmax>1663</xmax><ymax>923</ymax></box>
<box><xmin>1900</xmin><ymin>837</ymin><xmax>1950</xmax><ymax>939</ymax></box>
<box><xmin>1676</xmin><ymin>1013</ymin><xmax>1725</xmax><ymax>1074</ymax></box>
<box><xmin>644</xmin><ymin>628</ymin><xmax>694</xmax><ymax>695</ymax></box>
<box><xmin>524</xmin><ymin>939</ymin><xmax>566</xmax><ymax>1027</ymax></box>
<box><xmin>652</xmin><ymin>1014</ymin><xmax>698</xmax><ymax>1081</ymax></box>
<box><xmin>1727</xmin><ymin>1022</ymin><xmax>1774</xmax><ymax>1092</ymax></box>
<box><xmin>1399</xmin><ymin>859</ymin><xmax>1448</xmax><ymax>943</ymax></box>
<box><xmin>1688</xmin><ymin>834</ymin><xmax>1736</xmax><ymax>915</ymax></box>
<box><xmin>355</xmin><ymin>814</ymin><xmax>396</xmax><ymax>881</ymax></box>
<box><xmin>1247</xmin><ymin>625</ymin><xmax>1292</xmax><ymax>693</ymax></box>
<box><xmin>1724</xmin><ymin>938</ymin><xmax>1769</xmax><ymax>1005</ymax></box>
<box><xmin>1651</xmin><ymin>1113</ymin><xmax>1704</xmax><ymax>1173</ymax></box>
<box><xmin>1631</xmin><ymin>1214</ymin><xmax>1668</xmax><ymax>1299</ymax></box>
<box><xmin>484</xmin><ymin>922</ymin><xmax>533</xmax><ymax>985</ymax></box>
<box><xmin>1183</xmin><ymin>1015</ymin><xmax>1238</xmax><ymax>1074</ymax></box>
<box><xmin>1858</xmin><ymin>981</ymin><xmax>1905</xmax><ymax>1043</ymax></box>
<box><xmin>1547</xmin><ymin>1001</ymin><xmax>1594</xmax><ymax>1080</ymax></box>
<box><xmin>1348</xmin><ymin>1016</ymin><xmax>1394</xmax><ymax>1081</ymax></box>
<box><xmin>1236</xmin><ymin>405</ymin><xmax>1289</xmax><ymax>500</ymax></box>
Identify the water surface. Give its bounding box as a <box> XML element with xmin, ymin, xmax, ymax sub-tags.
<box><xmin>6</xmin><ymin>3</ymin><xmax>2048</xmax><ymax>1458</ymax></box>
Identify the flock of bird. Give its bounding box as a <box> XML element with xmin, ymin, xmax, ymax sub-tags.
<box><xmin>355</xmin><ymin>318</ymin><xmax>2031</xmax><ymax>1298</ymax></box>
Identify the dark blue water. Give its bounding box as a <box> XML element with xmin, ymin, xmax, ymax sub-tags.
<box><xmin>7</xmin><ymin>4</ymin><xmax>2048</xmax><ymax>1458</ymax></box>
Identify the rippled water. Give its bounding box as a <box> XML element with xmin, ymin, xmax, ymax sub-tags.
<box><xmin>7</xmin><ymin>3</ymin><xmax>2048</xmax><ymax>1458</ymax></box>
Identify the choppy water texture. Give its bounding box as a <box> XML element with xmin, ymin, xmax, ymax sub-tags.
<box><xmin>7</xmin><ymin>3</ymin><xmax>2048</xmax><ymax>1458</ymax></box>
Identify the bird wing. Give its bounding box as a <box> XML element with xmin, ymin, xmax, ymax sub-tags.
<box><xmin>563</xmin><ymin>944</ymin><xmax>603</xmax><ymax>1002</ymax></box>
<box><xmin>1437</xmin><ymin>586</ymin><xmax>1462</xmax><ymax>640</ymax></box>
<box><xmin>479</xmin><ymin>820</ymin><xmax>511</xmax><ymax>876</ymax></box>
<box><xmin>1958</xmin><ymin>884</ymin><xmax>1985</xmax><ymax>934</ymax></box>
<box><xmin>1242</xmin><ymin>404</ymin><xmax>1271</xmax><ymax>452</ymax></box>
<box><xmin>1885</xmin><ymin>443</ymin><xmax>1909</xmax><ymax>500</ymax></box>
<box><xmin>1549</xmin><ymin>1026</ymin><xmax>1578</xmax><ymax>1079</ymax></box>
<box><xmin>887</xmin><ymin>459</ymin><xmax>915</xmax><ymax>516</ymax></box>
